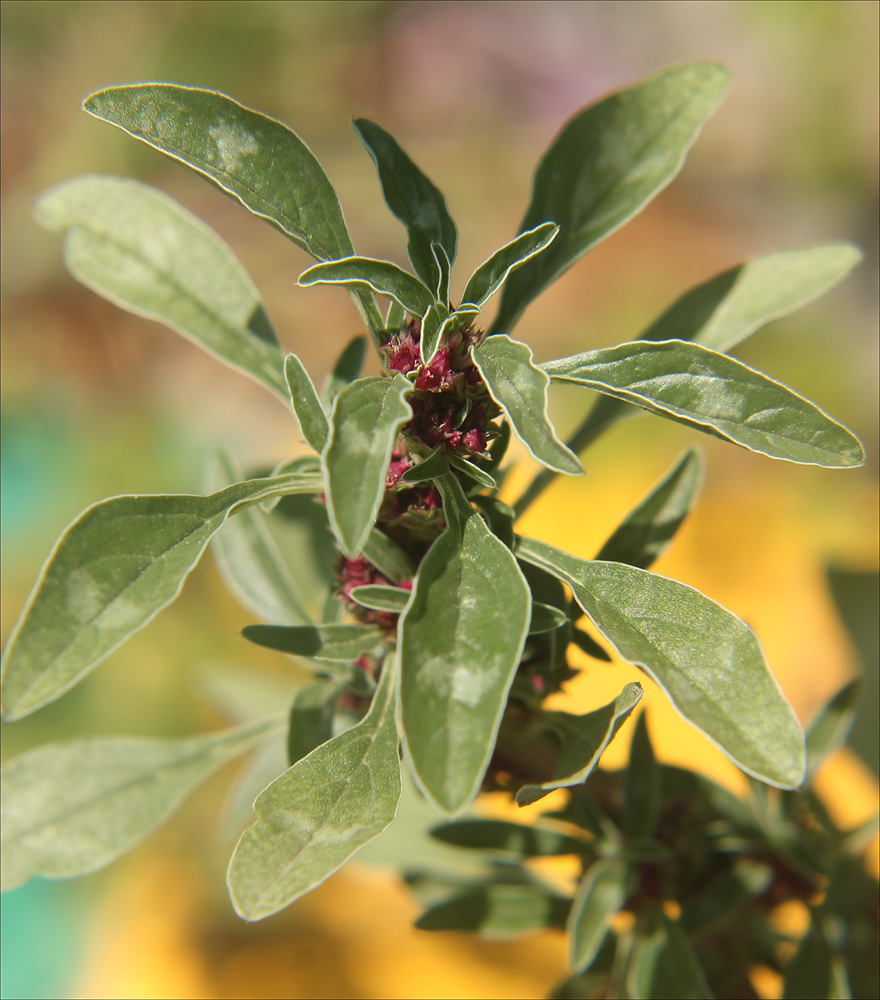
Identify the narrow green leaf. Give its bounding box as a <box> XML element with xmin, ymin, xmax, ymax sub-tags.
<box><xmin>568</xmin><ymin>860</ymin><xmax>629</xmax><ymax>974</ymax></box>
<box><xmin>430</xmin><ymin>818</ymin><xmax>585</xmax><ymax>858</ymax></box>
<box><xmin>571</xmin><ymin>628</ymin><xmax>612</xmax><ymax>662</ymax></box>
<box><xmin>241</xmin><ymin>623</ymin><xmax>383</xmax><ymax>662</ymax></box>
<box><xmin>348</xmin><ymin>585</ymin><xmax>411</xmax><ymax>614</ymax></box>
<box><xmin>287</xmin><ymin>682</ymin><xmax>339</xmax><ymax>766</ymax></box>
<box><xmin>416</xmin><ymin>884</ymin><xmax>570</xmax><ymax>938</ymax></box>
<box><xmin>805</xmin><ymin>679</ymin><xmax>862</xmax><ymax>782</ymax></box>
<box><xmin>323</xmin><ymin>374</ymin><xmax>413</xmax><ymax>555</ymax></box>
<box><xmin>627</xmin><ymin>907</ymin><xmax>714</xmax><ymax>1000</ymax></box>
<box><xmin>642</xmin><ymin>244</ymin><xmax>864</xmax><ymax>353</ymax></box>
<box><xmin>35</xmin><ymin>175</ymin><xmax>287</xmax><ymax>400</ymax></box>
<box><xmin>361</xmin><ymin>529</ymin><xmax>415</xmax><ymax>584</ymax></box>
<box><xmin>83</xmin><ymin>84</ymin><xmax>353</xmax><ymax>263</ymax></box>
<box><xmin>284</xmin><ymin>354</ymin><xmax>329</xmax><ymax>453</ymax></box>
<box><xmin>529</xmin><ymin>602</ymin><xmax>569</xmax><ymax>635</ymax></box>
<box><xmin>204</xmin><ymin>450</ymin><xmax>313</xmax><ymax>625</ymax></box>
<box><xmin>460</xmin><ymin>222</ymin><xmax>558</xmax><ymax>309</ymax></box>
<box><xmin>623</xmin><ymin>711</ymin><xmax>661</xmax><ymax>839</ymax></box>
<box><xmin>399</xmin><ymin>474</ymin><xmax>531</xmax><ymax>813</ymax></box>
<box><xmin>227</xmin><ymin>659</ymin><xmax>401</xmax><ymax>921</ymax></box>
<box><xmin>399</xmin><ymin>449</ymin><xmax>450</xmax><ymax>485</ymax></box>
<box><xmin>472</xmin><ymin>334</ymin><xmax>583</xmax><ymax>475</ymax></box>
<box><xmin>517</xmin><ymin>536</ymin><xmax>807</xmax><ymax>789</ymax></box>
<box><xmin>385</xmin><ymin>299</ymin><xmax>406</xmax><ymax>331</ymax></box>
<box><xmin>352</xmin><ymin>117</ymin><xmax>458</xmax><ymax>287</ymax></box>
<box><xmin>432</xmin><ymin>242</ymin><xmax>452</xmax><ymax>304</ymax></box>
<box><xmin>418</xmin><ymin>301</ymin><xmax>450</xmax><ymax>365</ymax></box>
<box><xmin>516</xmin><ymin>683</ymin><xmax>643</xmax><ymax>807</ymax></box>
<box><xmin>324</xmin><ymin>335</ymin><xmax>367</xmax><ymax>404</ymax></box>
<box><xmin>542</xmin><ymin>339</ymin><xmax>864</xmax><ymax>468</ymax></box>
<box><xmin>448</xmin><ymin>453</ymin><xmax>497</xmax><ymax>490</ymax></box>
<box><xmin>0</xmin><ymin>471</ymin><xmax>322</xmax><ymax>720</ymax></box>
<box><xmin>596</xmin><ymin>449</ymin><xmax>703</xmax><ymax>569</ymax></box>
<box><xmin>299</xmin><ymin>257</ymin><xmax>435</xmax><ymax>318</ymax></box>
<box><xmin>492</xmin><ymin>63</ymin><xmax>729</xmax><ymax>332</ymax></box>
<box><xmin>1</xmin><ymin>717</ymin><xmax>282</xmax><ymax>891</ymax></box>
<box><xmin>782</xmin><ymin>912</ymin><xmax>851</xmax><ymax>1000</ymax></box>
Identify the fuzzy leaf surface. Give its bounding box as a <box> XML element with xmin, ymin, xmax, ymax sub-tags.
<box><xmin>204</xmin><ymin>451</ymin><xmax>313</xmax><ymax>625</ymax></box>
<box><xmin>352</xmin><ymin>118</ymin><xmax>457</xmax><ymax>288</ymax></box>
<box><xmin>285</xmin><ymin>354</ymin><xmax>329</xmax><ymax>453</ymax></box>
<box><xmin>83</xmin><ymin>84</ymin><xmax>354</xmax><ymax>262</ymax></box>
<box><xmin>398</xmin><ymin>474</ymin><xmax>531</xmax><ymax>813</ymax></box>
<box><xmin>596</xmin><ymin>448</ymin><xmax>703</xmax><ymax>569</ymax></box>
<box><xmin>517</xmin><ymin>537</ymin><xmax>806</xmax><ymax>788</ymax></box>
<box><xmin>472</xmin><ymin>335</ymin><xmax>583</xmax><ymax>475</ymax></box>
<box><xmin>516</xmin><ymin>683</ymin><xmax>643</xmax><ymax>806</ymax></box>
<box><xmin>1</xmin><ymin>718</ymin><xmax>282</xmax><ymax>891</ymax></box>
<box><xmin>542</xmin><ymin>339</ymin><xmax>864</xmax><ymax>468</ymax></box>
<box><xmin>323</xmin><ymin>375</ymin><xmax>413</xmax><ymax>555</ymax></box>
<box><xmin>0</xmin><ymin>471</ymin><xmax>322</xmax><ymax>720</ymax></box>
<box><xmin>348</xmin><ymin>585</ymin><xmax>411</xmax><ymax>614</ymax></box>
<box><xmin>241</xmin><ymin>623</ymin><xmax>383</xmax><ymax>662</ymax></box>
<box><xmin>35</xmin><ymin>175</ymin><xmax>286</xmax><ymax>400</ymax></box>
<box><xmin>568</xmin><ymin>860</ymin><xmax>629</xmax><ymax>974</ymax></box>
<box><xmin>492</xmin><ymin>63</ymin><xmax>729</xmax><ymax>331</ymax></box>
<box><xmin>643</xmin><ymin>243</ymin><xmax>863</xmax><ymax>352</ymax></box>
<box><xmin>299</xmin><ymin>257</ymin><xmax>434</xmax><ymax>317</ymax></box>
<box><xmin>460</xmin><ymin>222</ymin><xmax>558</xmax><ymax>309</ymax></box>
<box><xmin>227</xmin><ymin>659</ymin><xmax>401</xmax><ymax>920</ymax></box>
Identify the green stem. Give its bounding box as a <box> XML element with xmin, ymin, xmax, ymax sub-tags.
<box><xmin>349</xmin><ymin>288</ymin><xmax>385</xmax><ymax>353</ymax></box>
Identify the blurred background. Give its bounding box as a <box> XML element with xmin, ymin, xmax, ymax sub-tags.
<box><xmin>1</xmin><ymin>2</ymin><xmax>877</xmax><ymax>997</ymax></box>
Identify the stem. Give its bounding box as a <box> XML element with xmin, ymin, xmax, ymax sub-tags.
<box><xmin>349</xmin><ymin>288</ymin><xmax>385</xmax><ymax>353</ymax></box>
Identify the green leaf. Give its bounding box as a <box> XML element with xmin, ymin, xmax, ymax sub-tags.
<box><xmin>568</xmin><ymin>859</ymin><xmax>629</xmax><ymax>974</ymax></box>
<box><xmin>284</xmin><ymin>354</ymin><xmax>329</xmax><ymax>453</ymax></box>
<box><xmin>348</xmin><ymin>585</ymin><xmax>411</xmax><ymax>614</ymax></box>
<box><xmin>517</xmin><ymin>536</ymin><xmax>807</xmax><ymax>789</ymax></box>
<box><xmin>418</xmin><ymin>301</ymin><xmax>451</xmax><ymax>365</ymax></box>
<box><xmin>460</xmin><ymin>222</ymin><xmax>558</xmax><ymax>309</ymax></box>
<box><xmin>323</xmin><ymin>374</ymin><xmax>413</xmax><ymax>555</ymax></box>
<box><xmin>1</xmin><ymin>717</ymin><xmax>282</xmax><ymax>891</ymax></box>
<box><xmin>571</xmin><ymin>628</ymin><xmax>612</xmax><ymax>662</ymax></box>
<box><xmin>0</xmin><ymin>471</ymin><xmax>322</xmax><ymax>720</ymax></box>
<box><xmin>472</xmin><ymin>335</ymin><xmax>583</xmax><ymax>475</ymax></box>
<box><xmin>299</xmin><ymin>257</ymin><xmax>435</xmax><ymax>318</ymax></box>
<box><xmin>492</xmin><ymin>63</ymin><xmax>729</xmax><ymax>332</ymax></box>
<box><xmin>361</xmin><ymin>528</ymin><xmax>415</xmax><ymax>583</ymax></box>
<box><xmin>287</xmin><ymin>682</ymin><xmax>339</xmax><ymax>766</ymax></box>
<box><xmin>642</xmin><ymin>244</ymin><xmax>864</xmax><ymax>353</ymax></box>
<box><xmin>627</xmin><ymin>907</ymin><xmax>714</xmax><ymax>1000</ymax></box>
<box><xmin>529</xmin><ymin>602</ymin><xmax>569</xmax><ymax>635</ymax></box>
<box><xmin>415</xmin><ymin>884</ymin><xmax>570</xmax><ymax>938</ymax></box>
<box><xmin>398</xmin><ymin>474</ymin><xmax>531</xmax><ymax>813</ymax></box>
<box><xmin>474</xmin><ymin>496</ymin><xmax>515</xmax><ymax>550</ymax></box>
<box><xmin>430</xmin><ymin>818</ymin><xmax>585</xmax><ymax>858</ymax></box>
<box><xmin>324</xmin><ymin>335</ymin><xmax>367</xmax><ymax>404</ymax></box>
<box><xmin>448</xmin><ymin>453</ymin><xmax>497</xmax><ymax>490</ymax></box>
<box><xmin>83</xmin><ymin>84</ymin><xmax>354</xmax><ymax>264</ymax></box>
<box><xmin>400</xmin><ymin>449</ymin><xmax>450</xmax><ymax>484</ymax></box>
<box><xmin>227</xmin><ymin>658</ymin><xmax>401</xmax><ymax>920</ymax></box>
<box><xmin>623</xmin><ymin>711</ymin><xmax>661</xmax><ymax>840</ymax></box>
<box><xmin>680</xmin><ymin>860</ymin><xmax>773</xmax><ymax>939</ymax></box>
<box><xmin>352</xmin><ymin>117</ymin><xmax>457</xmax><ymax>288</ymax></box>
<box><xmin>542</xmin><ymin>339</ymin><xmax>864</xmax><ymax>468</ymax></box>
<box><xmin>516</xmin><ymin>683</ymin><xmax>643</xmax><ymax>807</ymax></box>
<box><xmin>203</xmin><ymin>451</ymin><xmax>313</xmax><ymax>625</ymax></box>
<box><xmin>596</xmin><ymin>449</ymin><xmax>703</xmax><ymax>569</ymax></box>
<box><xmin>241</xmin><ymin>623</ymin><xmax>383</xmax><ymax>662</ymax></box>
<box><xmin>804</xmin><ymin>679</ymin><xmax>862</xmax><ymax>782</ymax></box>
<box><xmin>431</xmin><ymin>242</ymin><xmax>452</xmax><ymax>304</ymax></box>
<box><xmin>35</xmin><ymin>175</ymin><xmax>287</xmax><ymax>400</ymax></box>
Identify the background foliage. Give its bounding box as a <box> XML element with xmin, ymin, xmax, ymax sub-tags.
<box><xmin>1</xmin><ymin>2</ymin><xmax>877</xmax><ymax>998</ymax></box>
